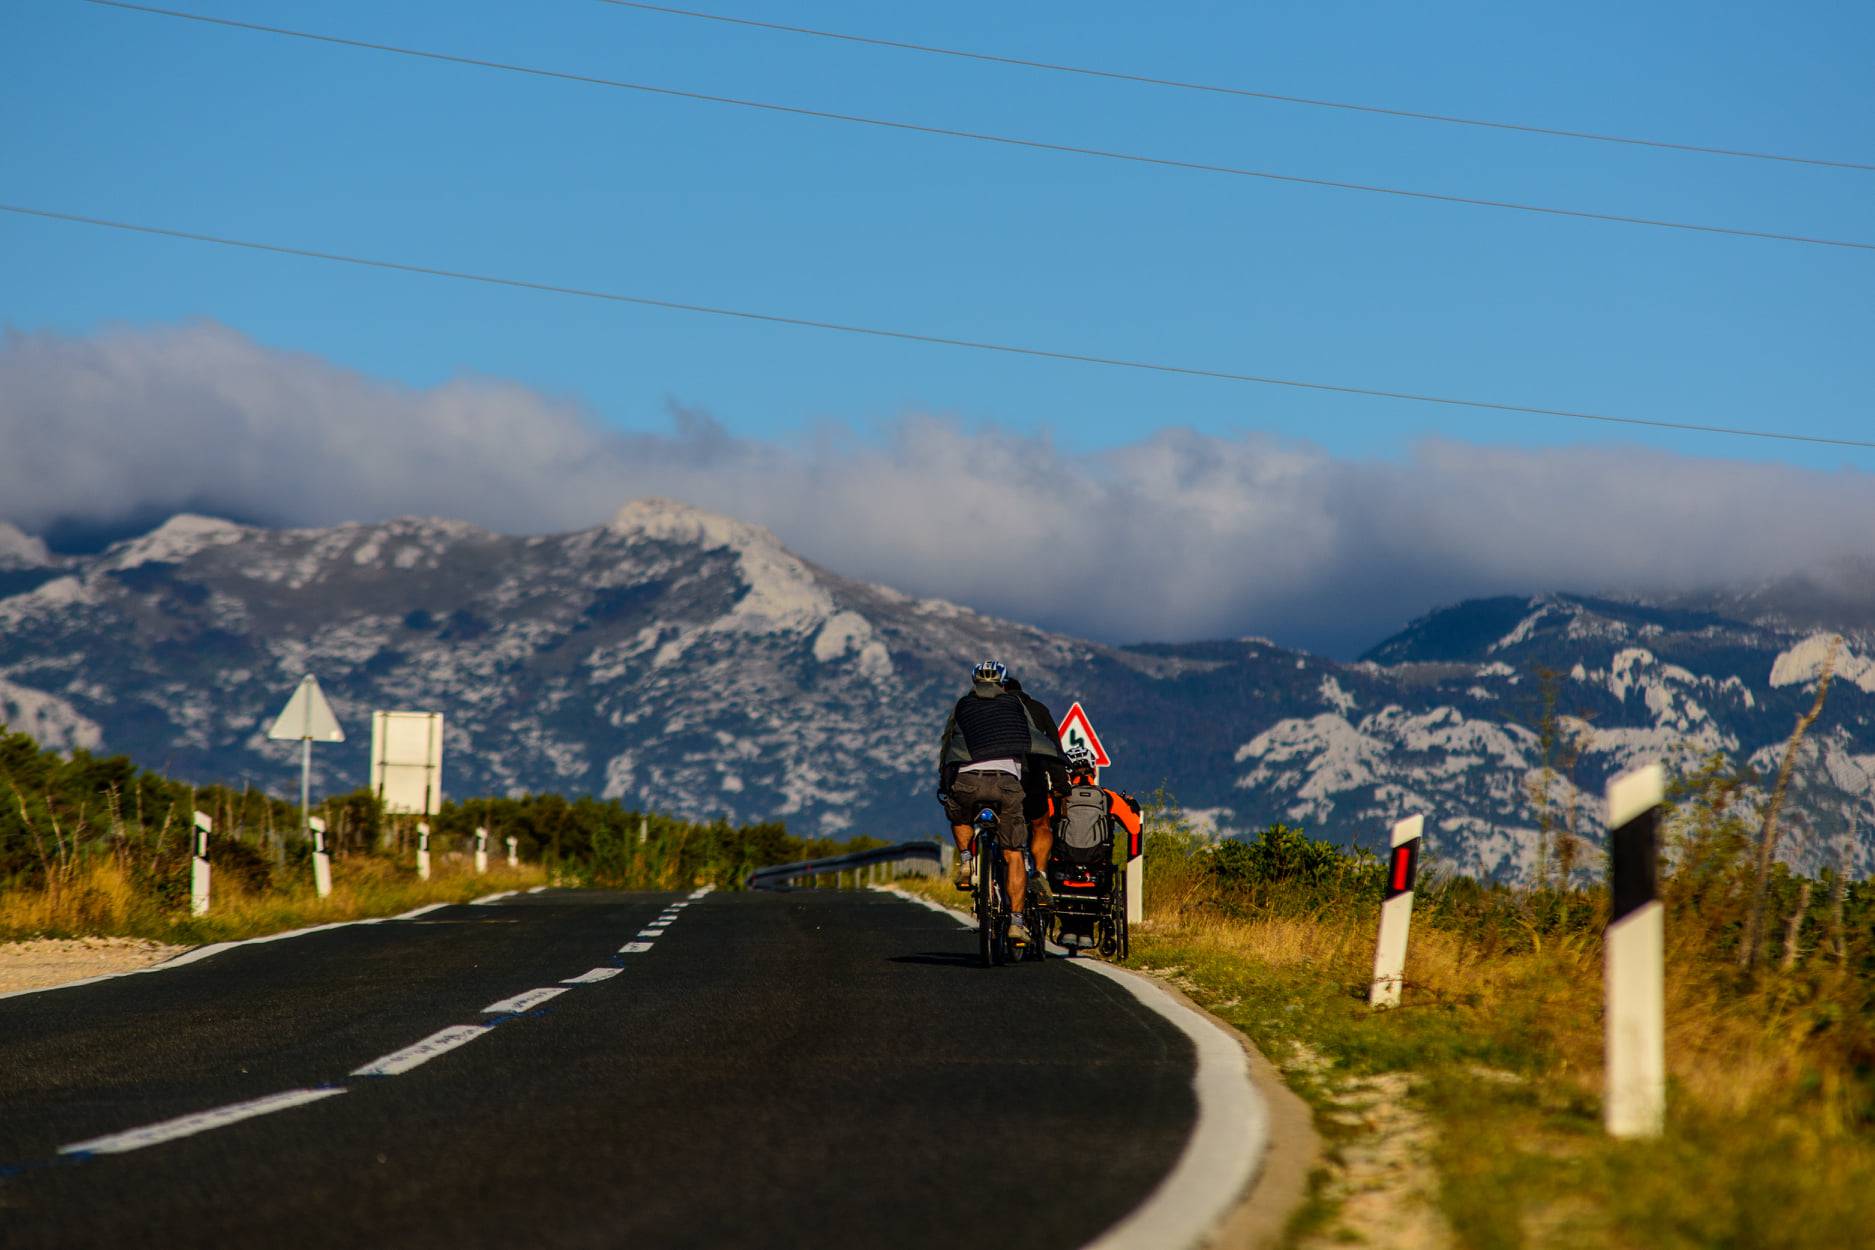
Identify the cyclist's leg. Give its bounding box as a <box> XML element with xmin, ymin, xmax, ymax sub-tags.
<box><xmin>1030</xmin><ymin>815</ymin><xmax>1054</xmax><ymax>878</ymax></box>
<box><xmin>940</xmin><ymin>785</ymin><xmax>980</xmax><ymax>887</ymax></box>
<box><xmin>991</xmin><ymin>777</ymin><xmax>1030</xmax><ymax>921</ymax></box>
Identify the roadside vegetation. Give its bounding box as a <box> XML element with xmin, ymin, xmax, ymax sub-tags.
<box><xmin>890</xmin><ymin>770</ymin><xmax>1871</xmax><ymax>1249</ymax></box>
<box><xmin>0</xmin><ymin>728</ymin><xmax>874</xmax><ymax>944</ymax></box>
<box><xmin>1132</xmin><ymin>783</ymin><xmax>1873</xmax><ymax>1250</ymax></box>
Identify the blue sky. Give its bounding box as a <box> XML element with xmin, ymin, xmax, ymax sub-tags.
<box><xmin>5</xmin><ymin>0</ymin><xmax>1871</xmax><ymax>471</ymax></box>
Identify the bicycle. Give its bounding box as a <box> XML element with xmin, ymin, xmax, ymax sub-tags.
<box><xmin>971</xmin><ymin>806</ymin><xmax>1047</xmax><ymax>967</ymax></box>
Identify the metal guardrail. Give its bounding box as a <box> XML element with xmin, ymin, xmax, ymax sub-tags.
<box><xmin>746</xmin><ymin>840</ymin><xmax>944</xmax><ymax>890</ymax></box>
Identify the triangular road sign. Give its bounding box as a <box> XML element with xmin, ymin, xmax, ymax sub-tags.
<box><xmin>1057</xmin><ymin>702</ymin><xmax>1111</xmax><ymax>768</ymax></box>
<box><xmin>268</xmin><ymin>674</ymin><xmax>345</xmax><ymax>742</ymax></box>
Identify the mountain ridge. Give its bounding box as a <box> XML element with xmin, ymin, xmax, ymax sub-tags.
<box><xmin>1</xmin><ymin>501</ymin><xmax>1871</xmax><ymax>881</ymax></box>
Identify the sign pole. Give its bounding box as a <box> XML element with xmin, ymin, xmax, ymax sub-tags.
<box><xmin>267</xmin><ymin>674</ymin><xmax>344</xmax><ymax>874</ymax></box>
<box><xmin>1605</xmin><ymin>764</ymin><xmax>1666</xmax><ymax>1138</ymax></box>
<box><xmin>1369</xmin><ymin>814</ymin><xmax>1424</xmax><ymax>1008</ymax></box>
<box><xmin>299</xmin><ymin>736</ymin><xmax>312</xmax><ymax>850</ymax></box>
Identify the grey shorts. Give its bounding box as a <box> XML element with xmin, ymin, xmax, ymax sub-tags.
<box><xmin>942</xmin><ymin>770</ymin><xmax>1028</xmax><ymax>850</ymax></box>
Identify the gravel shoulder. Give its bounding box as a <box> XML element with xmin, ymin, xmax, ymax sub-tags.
<box><xmin>0</xmin><ymin>938</ymin><xmax>187</xmax><ymax>994</ymax></box>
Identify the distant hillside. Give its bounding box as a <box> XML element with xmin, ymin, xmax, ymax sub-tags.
<box><xmin>1</xmin><ymin>503</ymin><xmax>1870</xmax><ymax>880</ymax></box>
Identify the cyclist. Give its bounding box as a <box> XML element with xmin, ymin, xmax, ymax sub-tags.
<box><xmin>937</xmin><ymin>660</ymin><xmax>1064</xmax><ymax>947</ymax></box>
<box><xmin>1000</xmin><ymin>675</ymin><xmax>1068</xmax><ymax>892</ymax></box>
<box><xmin>1047</xmin><ymin>744</ymin><xmax>1143</xmax><ymax>948</ymax></box>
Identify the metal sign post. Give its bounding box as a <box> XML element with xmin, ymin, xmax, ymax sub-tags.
<box><xmin>1055</xmin><ymin>702</ymin><xmax>1137</xmax><ymax>920</ymax></box>
<box><xmin>475</xmin><ymin>826</ymin><xmax>489</xmax><ymax>875</ymax></box>
<box><xmin>191</xmin><ymin>810</ymin><xmax>212</xmax><ymax>916</ymax></box>
<box><xmin>309</xmin><ymin>815</ymin><xmax>333</xmax><ymax>898</ymax></box>
<box><xmin>1369</xmin><ymin>815</ymin><xmax>1424</xmax><ymax>1008</ymax></box>
<box><xmin>416</xmin><ymin>821</ymin><xmax>432</xmax><ymax>882</ymax></box>
<box><xmin>267</xmin><ymin>674</ymin><xmax>345</xmax><ymax>863</ymax></box>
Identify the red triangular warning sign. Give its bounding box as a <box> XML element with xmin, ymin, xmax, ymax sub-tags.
<box><xmin>1056</xmin><ymin>702</ymin><xmax>1111</xmax><ymax>768</ymax></box>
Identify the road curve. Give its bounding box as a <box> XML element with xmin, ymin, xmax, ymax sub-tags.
<box><xmin>0</xmin><ymin>888</ymin><xmax>1256</xmax><ymax>1248</ymax></box>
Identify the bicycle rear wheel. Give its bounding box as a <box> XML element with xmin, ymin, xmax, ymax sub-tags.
<box><xmin>975</xmin><ymin>838</ymin><xmax>998</xmax><ymax>967</ymax></box>
<box><xmin>1114</xmin><ymin>871</ymin><xmax>1130</xmax><ymax>961</ymax></box>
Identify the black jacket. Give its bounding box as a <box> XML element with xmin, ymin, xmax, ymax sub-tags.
<box><xmin>1004</xmin><ymin>679</ymin><xmax>1069</xmax><ymax>797</ymax></box>
<box><xmin>937</xmin><ymin>682</ymin><xmax>1065</xmax><ymax>792</ymax></box>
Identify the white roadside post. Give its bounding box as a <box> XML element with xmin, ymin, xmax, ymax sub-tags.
<box><xmin>1368</xmin><ymin>814</ymin><xmax>1425</xmax><ymax>1008</ymax></box>
<box><xmin>191</xmin><ymin>810</ymin><xmax>212</xmax><ymax>916</ymax></box>
<box><xmin>309</xmin><ymin>815</ymin><xmax>333</xmax><ymax>899</ymax></box>
<box><xmin>474</xmin><ymin>826</ymin><xmax>489</xmax><ymax>875</ymax></box>
<box><xmin>266</xmin><ymin>675</ymin><xmax>346</xmax><ymax>869</ymax></box>
<box><xmin>506</xmin><ymin>835</ymin><xmax>518</xmax><ymax>868</ymax></box>
<box><xmin>416</xmin><ymin>821</ymin><xmax>432</xmax><ymax>882</ymax></box>
<box><xmin>1605</xmin><ymin>763</ymin><xmax>1667</xmax><ymax>1139</ymax></box>
<box><xmin>638</xmin><ymin>814</ymin><xmax>648</xmax><ymax>846</ymax></box>
<box><xmin>1125</xmin><ymin>845</ymin><xmax>1145</xmax><ymax>926</ymax></box>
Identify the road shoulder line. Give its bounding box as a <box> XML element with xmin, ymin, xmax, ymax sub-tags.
<box><xmin>873</xmin><ymin>884</ymin><xmax>1287</xmax><ymax>1250</ymax></box>
<box><xmin>0</xmin><ymin>887</ymin><xmax>523</xmax><ymax>1003</ymax></box>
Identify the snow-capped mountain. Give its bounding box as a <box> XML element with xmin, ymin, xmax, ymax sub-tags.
<box><xmin>1</xmin><ymin>502</ymin><xmax>1870</xmax><ymax>880</ymax></box>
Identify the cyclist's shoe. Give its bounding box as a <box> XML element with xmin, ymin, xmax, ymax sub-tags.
<box><xmin>952</xmin><ymin>852</ymin><xmax>973</xmax><ymax>890</ymax></box>
<box><xmin>1008</xmin><ymin>916</ymin><xmax>1031</xmax><ymax>946</ymax></box>
<box><xmin>1028</xmin><ymin>870</ymin><xmax>1055</xmax><ymax>905</ymax></box>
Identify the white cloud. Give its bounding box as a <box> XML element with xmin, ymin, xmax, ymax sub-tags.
<box><xmin>5</xmin><ymin>321</ymin><xmax>1873</xmax><ymax>655</ymax></box>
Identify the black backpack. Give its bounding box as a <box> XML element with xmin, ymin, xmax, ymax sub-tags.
<box><xmin>1054</xmin><ymin>784</ymin><xmax>1114</xmax><ymax>866</ymax></box>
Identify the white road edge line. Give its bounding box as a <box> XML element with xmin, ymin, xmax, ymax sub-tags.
<box><xmin>482</xmin><ymin>986</ymin><xmax>569</xmax><ymax>1014</ymax></box>
<box><xmin>0</xmin><ymin>888</ymin><xmax>523</xmax><ymax>1002</ymax></box>
<box><xmin>60</xmin><ymin>1087</ymin><xmax>346</xmax><ymax>1156</ymax></box>
<box><xmin>874</xmin><ymin>886</ymin><xmax>1267</xmax><ymax>1250</ymax></box>
<box><xmin>562</xmin><ymin>967</ymin><xmax>622</xmax><ymax>984</ymax></box>
<box><xmin>470</xmin><ymin>890</ymin><xmax>518</xmax><ymax>906</ymax></box>
<box><xmin>351</xmin><ymin>1025</ymin><xmax>488</xmax><ymax>1077</ymax></box>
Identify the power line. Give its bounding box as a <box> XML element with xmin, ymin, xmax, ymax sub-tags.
<box><xmin>79</xmin><ymin>1</ymin><xmax>1875</xmax><ymax>255</ymax></box>
<box><xmin>597</xmin><ymin>1</ymin><xmax>1875</xmax><ymax>174</ymax></box>
<box><xmin>6</xmin><ymin>200</ymin><xmax>1872</xmax><ymax>453</ymax></box>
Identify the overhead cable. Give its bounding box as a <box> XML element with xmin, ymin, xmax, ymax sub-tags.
<box><xmin>78</xmin><ymin>1</ymin><xmax>1875</xmax><ymax>254</ymax></box>
<box><xmin>596</xmin><ymin>1</ymin><xmax>1875</xmax><ymax>174</ymax></box>
<box><xmin>6</xmin><ymin>201</ymin><xmax>1872</xmax><ymax>452</ymax></box>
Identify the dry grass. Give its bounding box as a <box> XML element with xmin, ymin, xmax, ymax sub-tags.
<box><xmin>0</xmin><ymin>856</ymin><xmax>548</xmax><ymax>945</ymax></box>
<box><xmin>892</xmin><ymin>858</ymin><xmax>1875</xmax><ymax>1249</ymax></box>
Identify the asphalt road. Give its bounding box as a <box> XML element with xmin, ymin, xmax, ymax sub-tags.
<box><xmin>0</xmin><ymin>887</ymin><xmax>1204</xmax><ymax>1249</ymax></box>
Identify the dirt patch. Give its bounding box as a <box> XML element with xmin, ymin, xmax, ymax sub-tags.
<box><xmin>0</xmin><ymin>937</ymin><xmax>186</xmax><ymax>994</ymax></box>
<box><xmin>1288</xmin><ymin>1044</ymin><xmax>1452</xmax><ymax>1250</ymax></box>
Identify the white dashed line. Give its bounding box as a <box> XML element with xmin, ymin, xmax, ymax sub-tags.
<box><xmin>351</xmin><ymin>1025</ymin><xmax>488</xmax><ymax>1077</ymax></box>
<box><xmin>471</xmin><ymin>891</ymin><xmax>517</xmax><ymax>906</ymax></box>
<box><xmin>562</xmin><ymin>967</ymin><xmax>622</xmax><ymax>984</ymax></box>
<box><xmin>482</xmin><ymin>987</ymin><xmax>569</xmax><ymax>1014</ymax></box>
<box><xmin>60</xmin><ymin>1088</ymin><xmax>346</xmax><ymax>1156</ymax></box>
<box><xmin>618</xmin><ymin>941</ymin><xmax>655</xmax><ymax>954</ymax></box>
<box><xmin>527</xmin><ymin>885</ymin><xmax>548</xmax><ymax>894</ymax></box>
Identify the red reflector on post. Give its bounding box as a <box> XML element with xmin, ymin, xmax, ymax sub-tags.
<box><xmin>1391</xmin><ymin>847</ymin><xmax>1411</xmax><ymax>893</ymax></box>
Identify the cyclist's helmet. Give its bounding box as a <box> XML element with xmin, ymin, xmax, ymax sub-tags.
<box><xmin>1064</xmin><ymin>744</ymin><xmax>1098</xmax><ymax>773</ymax></box>
<box><xmin>972</xmin><ymin>659</ymin><xmax>1008</xmax><ymax>686</ymax></box>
